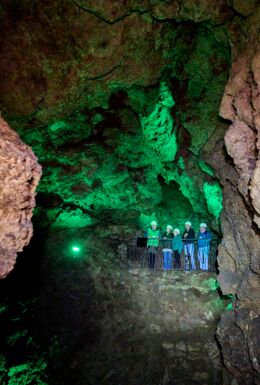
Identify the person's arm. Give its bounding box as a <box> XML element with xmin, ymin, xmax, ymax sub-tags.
<box><xmin>207</xmin><ymin>231</ymin><xmax>212</xmax><ymax>241</ymax></box>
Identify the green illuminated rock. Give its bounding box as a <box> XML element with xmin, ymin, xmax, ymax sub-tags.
<box><xmin>199</xmin><ymin>159</ymin><xmax>214</xmax><ymax>176</ymax></box>
<box><xmin>140</xmin><ymin>82</ymin><xmax>177</xmax><ymax>162</ymax></box>
<box><xmin>203</xmin><ymin>182</ymin><xmax>223</xmax><ymax>218</ymax></box>
<box><xmin>0</xmin><ymin>2</ymin><xmax>259</xmax><ymax>385</ymax></box>
<box><xmin>0</xmin><ymin>9</ymin><xmax>230</xmax><ymax>233</ymax></box>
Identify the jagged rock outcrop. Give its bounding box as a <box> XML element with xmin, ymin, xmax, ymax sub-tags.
<box><xmin>0</xmin><ymin>117</ymin><xmax>41</xmax><ymax>278</ymax></box>
<box><xmin>210</xmin><ymin>20</ymin><xmax>260</xmax><ymax>383</ymax></box>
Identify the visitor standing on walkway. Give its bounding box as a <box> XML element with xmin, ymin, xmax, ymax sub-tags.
<box><xmin>163</xmin><ymin>225</ymin><xmax>173</xmax><ymax>246</ymax></box>
<box><xmin>172</xmin><ymin>228</ymin><xmax>183</xmax><ymax>269</ymax></box>
<box><xmin>183</xmin><ymin>221</ymin><xmax>196</xmax><ymax>270</ymax></box>
<box><xmin>198</xmin><ymin>223</ymin><xmax>212</xmax><ymax>270</ymax></box>
<box><xmin>147</xmin><ymin>221</ymin><xmax>160</xmax><ymax>268</ymax></box>
<box><xmin>162</xmin><ymin>225</ymin><xmax>173</xmax><ymax>270</ymax></box>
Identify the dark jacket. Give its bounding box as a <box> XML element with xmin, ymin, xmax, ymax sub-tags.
<box><xmin>183</xmin><ymin>228</ymin><xmax>195</xmax><ymax>243</ymax></box>
<box><xmin>162</xmin><ymin>231</ymin><xmax>173</xmax><ymax>248</ymax></box>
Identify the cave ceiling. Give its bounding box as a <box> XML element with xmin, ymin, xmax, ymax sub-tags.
<box><xmin>0</xmin><ymin>0</ymin><xmax>258</xmax><ymax>231</ymax></box>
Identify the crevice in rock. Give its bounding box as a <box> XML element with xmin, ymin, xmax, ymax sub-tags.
<box><xmin>73</xmin><ymin>0</ymin><xmax>150</xmax><ymax>25</ymax></box>
<box><xmin>87</xmin><ymin>62</ymin><xmax>123</xmax><ymax>81</ymax></box>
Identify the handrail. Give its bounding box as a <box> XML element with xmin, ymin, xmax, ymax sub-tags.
<box><xmin>141</xmin><ymin>238</ymin><xmax>220</xmax><ymax>242</ymax></box>
<box><xmin>126</xmin><ymin>237</ymin><xmax>220</xmax><ymax>272</ymax></box>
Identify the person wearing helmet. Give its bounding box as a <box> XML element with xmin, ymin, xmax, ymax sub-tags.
<box><xmin>172</xmin><ymin>228</ymin><xmax>183</xmax><ymax>269</ymax></box>
<box><xmin>147</xmin><ymin>221</ymin><xmax>160</xmax><ymax>268</ymax></box>
<box><xmin>163</xmin><ymin>225</ymin><xmax>173</xmax><ymax>246</ymax></box>
<box><xmin>162</xmin><ymin>225</ymin><xmax>173</xmax><ymax>270</ymax></box>
<box><xmin>183</xmin><ymin>221</ymin><xmax>196</xmax><ymax>270</ymax></box>
<box><xmin>198</xmin><ymin>223</ymin><xmax>212</xmax><ymax>270</ymax></box>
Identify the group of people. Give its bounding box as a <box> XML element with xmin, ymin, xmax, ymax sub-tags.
<box><xmin>146</xmin><ymin>221</ymin><xmax>212</xmax><ymax>271</ymax></box>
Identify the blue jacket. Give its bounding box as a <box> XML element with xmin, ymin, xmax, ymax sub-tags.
<box><xmin>198</xmin><ymin>231</ymin><xmax>212</xmax><ymax>248</ymax></box>
<box><xmin>172</xmin><ymin>234</ymin><xmax>183</xmax><ymax>253</ymax></box>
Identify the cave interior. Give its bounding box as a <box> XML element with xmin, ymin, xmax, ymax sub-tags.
<box><xmin>0</xmin><ymin>1</ymin><xmax>259</xmax><ymax>385</ymax></box>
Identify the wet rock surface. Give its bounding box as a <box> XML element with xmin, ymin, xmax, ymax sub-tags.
<box><xmin>83</xmin><ymin>270</ymin><xmax>223</xmax><ymax>385</ymax></box>
<box><xmin>40</xmin><ymin>238</ymin><xmax>225</xmax><ymax>385</ymax></box>
<box><xmin>209</xmin><ymin>21</ymin><xmax>260</xmax><ymax>384</ymax></box>
<box><xmin>0</xmin><ymin>117</ymin><xmax>41</xmax><ymax>278</ymax></box>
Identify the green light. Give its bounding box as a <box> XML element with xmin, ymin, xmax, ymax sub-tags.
<box><xmin>203</xmin><ymin>182</ymin><xmax>223</xmax><ymax>218</ymax></box>
<box><xmin>225</xmin><ymin>303</ymin><xmax>233</xmax><ymax>311</ymax></box>
<box><xmin>140</xmin><ymin>82</ymin><xmax>177</xmax><ymax>162</ymax></box>
<box><xmin>72</xmin><ymin>246</ymin><xmax>80</xmax><ymax>252</ymax></box>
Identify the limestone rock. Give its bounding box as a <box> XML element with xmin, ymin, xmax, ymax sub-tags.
<box><xmin>0</xmin><ymin>1</ymin><xmax>259</xmax><ymax>384</ymax></box>
<box><xmin>224</xmin><ymin>118</ymin><xmax>256</xmax><ymax>197</ymax></box>
<box><xmin>232</xmin><ymin>0</ymin><xmax>258</xmax><ymax>16</ymax></box>
<box><xmin>0</xmin><ymin>0</ymin><xmax>233</xmax><ymax>124</ymax></box>
<box><xmin>220</xmin><ymin>52</ymin><xmax>258</xmax><ymax>200</ymax></box>
<box><xmin>0</xmin><ymin>117</ymin><xmax>41</xmax><ymax>278</ymax></box>
<box><xmin>214</xmin><ymin>32</ymin><xmax>260</xmax><ymax>383</ymax></box>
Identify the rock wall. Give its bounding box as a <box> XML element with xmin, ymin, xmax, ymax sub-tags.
<box><xmin>0</xmin><ymin>117</ymin><xmax>41</xmax><ymax>278</ymax></box>
<box><xmin>207</xmin><ymin>21</ymin><xmax>260</xmax><ymax>383</ymax></box>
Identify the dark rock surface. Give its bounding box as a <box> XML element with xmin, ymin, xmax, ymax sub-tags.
<box><xmin>78</xmin><ymin>269</ymin><xmax>223</xmax><ymax>385</ymax></box>
<box><xmin>209</xmin><ymin>18</ymin><xmax>260</xmax><ymax>383</ymax></box>
<box><xmin>40</xmin><ymin>230</ymin><xmax>225</xmax><ymax>385</ymax></box>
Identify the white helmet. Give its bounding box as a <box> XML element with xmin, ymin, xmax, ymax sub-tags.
<box><xmin>185</xmin><ymin>221</ymin><xmax>192</xmax><ymax>226</ymax></box>
<box><xmin>200</xmin><ymin>223</ymin><xmax>207</xmax><ymax>228</ymax></box>
<box><xmin>166</xmin><ymin>225</ymin><xmax>173</xmax><ymax>230</ymax></box>
<box><xmin>173</xmin><ymin>228</ymin><xmax>180</xmax><ymax>235</ymax></box>
<box><xmin>151</xmin><ymin>220</ymin><xmax>157</xmax><ymax>226</ymax></box>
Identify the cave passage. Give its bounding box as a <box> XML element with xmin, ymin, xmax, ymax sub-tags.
<box><xmin>0</xmin><ymin>1</ymin><xmax>259</xmax><ymax>385</ymax></box>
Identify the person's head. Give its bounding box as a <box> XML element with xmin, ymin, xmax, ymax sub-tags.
<box><xmin>173</xmin><ymin>228</ymin><xmax>180</xmax><ymax>236</ymax></box>
<box><xmin>185</xmin><ymin>221</ymin><xmax>191</xmax><ymax>230</ymax></box>
<box><xmin>151</xmin><ymin>220</ymin><xmax>157</xmax><ymax>230</ymax></box>
<box><xmin>166</xmin><ymin>225</ymin><xmax>173</xmax><ymax>233</ymax></box>
<box><xmin>200</xmin><ymin>223</ymin><xmax>207</xmax><ymax>233</ymax></box>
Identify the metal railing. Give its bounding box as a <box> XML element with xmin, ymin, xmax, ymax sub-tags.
<box><xmin>126</xmin><ymin>238</ymin><xmax>220</xmax><ymax>272</ymax></box>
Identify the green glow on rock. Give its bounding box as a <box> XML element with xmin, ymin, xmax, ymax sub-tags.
<box><xmin>199</xmin><ymin>160</ymin><xmax>214</xmax><ymax>176</ymax></box>
<box><xmin>178</xmin><ymin>156</ymin><xmax>185</xmax><ymax>170</ymax></box>
<box><xmin>225</xmin><ymin>303</ymin><xmax>233</xmax><ymax>311</ymax></box>
<box><xmin>161</xmin><ymin>161</ymin><xmax>208</xmax><ymax>217</ymax></box>
<box><xmin>51</xmin><ymin>209</ymin><xmax>95</xmax><ymax>229</ymax></box>
<box><xmin>72</xmin><ymin>246</ymin><xmax>80</xmax><ymax>252</ymax></box>
<box><xmin>203</xmin><ymin>182</ymin><xmax>223</xmax><ymax>218</ymax></box>
<box><xmin>140</xmin><ymin>82</ymin><xmax>177</xmax><ymax>162</ymax></box>
<box><xmin>49</xmin><ymin>120</ymin><xmax>66</xmax><ymax>132</ymax></box>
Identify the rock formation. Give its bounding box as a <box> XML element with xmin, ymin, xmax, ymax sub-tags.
<box><xmin>0</xmin><ymin>117</ymin><xmax>41</xmax><ymax>278</ymax></box>
<box><xmin>0</xmin><ymin>0</ymin><xmax>259</xmax><ymax>384</ymax></box>
<box><xmin>213</xmin><ymin>32</ymin><xmax>260</xmax><ymax>384</ymax></box>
